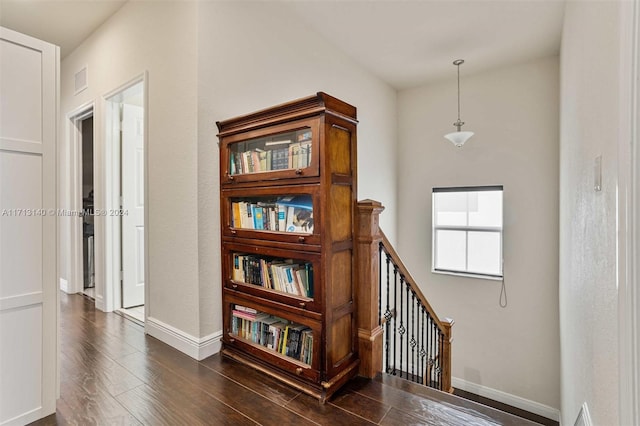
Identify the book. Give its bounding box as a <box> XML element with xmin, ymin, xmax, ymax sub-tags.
<box><xmin>258</xmin><ymin>151</ymin><xmax>267</xmax><ymax>171</ymax></box>
<box><xmin>244</xmin><ymin>203</ymin><xmax>254</xmax><ymax>229</ymax></box>
<box><xmin>277</xmin><ymin>204</ymin><xmax>287</xmax><ymax>231</ymax></box>
<box><xmin>232</xmin><ymin>254</ymin><xmax>245</xmax><ymax>282</ymax></box>
<box><xmin>300</xmin><ymin>141</ymin><xmax>312</xmax><ymax>168</ymax></box>
<box><xmin>288</xmin><ymin>143</ymin><xmax>301</xmax><ymax>169</ymax></box>
<box><xmin>269</xmin><ymin>209</ymin><xmax>277</xmax><ymax>231</ymax></box>
<box><xmin>281</xmin><ymin>325</ymin><xmax>290</xmax><ymax>355</ymax></box>
<box><xmin>301</xmin><ymin>330</ymin><xmax>313</xmax><ymax>364</ymax></box>
<box><xmin>232</xmin><ymin>309</ymin><xmax>257</xmax><ymax>321</ymax></box>
<box><xmin>231</xmin><ymin>202</ymin><xmax>241</xmax><ymax>229</ymax></box>
<box><xmin>251</xmin><ymin>151</ymin><xmax>261</xmax><ymax>173</ymax></box>
<box><xmin>252</xmin><ymin>205</ymin><xmax>264</xmax><ymax>230</ymax></box>
<box><xmin>271</xmin><ymin>147</ymin><xmax>289</xmax><ymax>170</ymax></box>
<box><xmin>238</xmin><ymin>202</ymin><xmax>251</xmax><ymax>229</ymax></box>
<box><xmin>295</xmin><ymin>269</ymin><xmax>308</xmax><ymax>297</ymax></box>
<box><xmin>234</xmin><ymin>305</ymin><xmax>257</xmax><ymax>314</ymax></box>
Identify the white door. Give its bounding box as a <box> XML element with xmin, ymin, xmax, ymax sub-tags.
<box><xmin>0</xmin><ymin>27</ymin><xmax>58</xmax><ymax>424</ymax></box>
<box><xmin>121</xmin><ymin>103</ymin><xmax>144</xmax><ymax>308</ymax></box>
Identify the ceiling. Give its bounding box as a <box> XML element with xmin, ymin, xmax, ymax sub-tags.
<box><xmin>0</xmin><ymin>0</ymin><xmax>565</xmax><ymax>89</ymax></box>
<box><xmin>0</xmin><ymin>0</ymin><xmax>127</xmax><ymax>58</ymax></box>
<box><xmin>286</xmin><ymin>0</ymin><xmax>565</xmax><ymax>89</ymax></box>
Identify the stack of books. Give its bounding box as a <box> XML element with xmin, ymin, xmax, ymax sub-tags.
<box><xmin>231</xmin><ymin>305</ymin><xmax>314</xmax><ymax>365</ymax></box>
<box><xmin>232</xmin><ymin>254</ymin><xmax>313</xmax><ymax>298</ymax></box>
<box><xmin>231</xmin><ymin>195</ymin><xmax>313</xmax><ymax>234</ymax></box>
<box><xmin>229</xmin><ymin>130</ymin><xmax>312</xmax><ymax>175</ymax></box>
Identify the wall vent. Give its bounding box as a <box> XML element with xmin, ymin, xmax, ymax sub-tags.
<box><xmin>74</xmin><ymin>65</ymin><xmax>88</xmax><ymax>95</ymax></box>
<box><xmin>574</xmin><ymin>402</ymin><xmax>593</xmax><ymax>426</ymax></box>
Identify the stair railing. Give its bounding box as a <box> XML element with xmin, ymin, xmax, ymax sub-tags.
<box><xmin>355</xmin><ymin>200</ymin><xmax>454</xmax><ymax>393</ymax></box>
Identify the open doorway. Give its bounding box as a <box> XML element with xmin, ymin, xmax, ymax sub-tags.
<box><xmin>104</xmin><ymin>77</ymin><xmax>147</xmax><ymax>324</ymax></box>
<box><xmin>81</xmin><ymin>116</ymin><xmax>95</xmax><ymax>299</ymax></box>
<box><xmin>64</xmin><ymin>102</ymin><xmax>95</xmax><ymax>299</ymax></box>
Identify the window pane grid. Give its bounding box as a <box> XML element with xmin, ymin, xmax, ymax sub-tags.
<box><xmin>432</xmin><ymin>188</ymin><xmax>503</xmax><ymax>279</ymax></box>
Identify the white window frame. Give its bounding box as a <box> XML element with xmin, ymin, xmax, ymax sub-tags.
<box><xmin>432</xmin><ymin>186</ymin><xmax>504</xmax><ymax>280</ymax></box>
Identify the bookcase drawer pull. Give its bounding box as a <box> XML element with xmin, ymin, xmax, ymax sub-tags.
<box><xmin>295</xmin><ymin>367</ymin><xmax>303</xmax><ymax>376</ymax></box>
<box><xmin>299</xmin><ymin>302</ymin><xmax>306</xmax><ymax>308</ymax></box>
<box><xmin>228</xmin><ymin>174</ymin><xmax>235</xmax><ymax>181</ymax></box>
<box><xmin>231</xmin><ymin>283</ymin><xmax>238</xmax><ymax>289</ymax></box>
<box><xmin>230</xmin><ymin>229</ymin><xmax>237</xmax><ymax>235</ymax></box>
<box><xmin>295</xmin><ymin>168</ymin><xmax>303</xmax><ymax>175</ymax></box>
<box><xmin>298</xmin><ymin>236</ymin><xmax>305</xmax><ymax>242</ymax></box>
<box><xmin>229</xmin><ymin>338</ymin><xmax>235</xmax><ymax>343</ymax></box>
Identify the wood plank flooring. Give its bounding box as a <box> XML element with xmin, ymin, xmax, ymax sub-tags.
<box><xmin>33</xmin><ymin>293</ymin><xmax>550</xmax><ymax>425</ymax></box>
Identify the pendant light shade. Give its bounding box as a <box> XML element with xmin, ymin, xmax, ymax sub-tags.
<box><xmin>444</xmin><ymin>130</ymin><xmax>474</xmax><ymax>147</ymax></box>
<box><xmin>445</xmin><ymin>59</ymin><xmax>473</xmax><ymax>148</ymax></box>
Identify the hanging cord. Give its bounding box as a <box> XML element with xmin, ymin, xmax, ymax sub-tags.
<box><xmin>499</xmin><ymin>276</ymin><xmax>507</xmax><ymax>308</ymax></box>
<box><xmin>457</xmin><ymin>62</ymin><xmax>461</xmax><ymax>122</ymax></box>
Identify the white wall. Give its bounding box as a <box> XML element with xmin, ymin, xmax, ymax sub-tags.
<box><xmin>60</xmin><ymin>2</ymin><xmax>200</xmax><ymax>335</ymax></box>
<box><xmin>560</xmin><ymin>2</ymin><xmax>629</xmax><ymax>425</ymax></box>
<box><xmin>60</xmin><ymin>1</ymin><xmax>397</xmax><ymax>355</ymax></box>
<box><xmin>196</xmin><ymin>1</ymin><xmax>398</xmax><ymax>336</ymax></box>
<box><xmin>397</xmin><ymin>57</ymin><xmax>560</xmax><ymax>416</ymax></box>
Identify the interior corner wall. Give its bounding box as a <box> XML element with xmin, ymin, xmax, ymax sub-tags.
<box><xmin>559</xmin><ymin>2</ymin><xmax>627</xmax><ymax>425</ymax></box>
<box><xmin>397</xmin><ymin>56</ymin><xmax>561</xmax><ymax>413</ymax></box>
<box><xmin>196</xmin><ymin>1</ymin><xmax>398</xmax><ymax>337</ymax></box>
<box><xmin>60</xmin><ymin>1</ymin><xmax>200</xmax><ymax>336</ymax></box>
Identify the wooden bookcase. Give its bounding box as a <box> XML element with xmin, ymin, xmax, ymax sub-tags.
<box><xmin>217</xmin><ymin>93</ymin><xmax>359</xmax><ymax>402</ymax></box>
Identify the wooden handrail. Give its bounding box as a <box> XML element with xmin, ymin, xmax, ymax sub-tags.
<box><xmin>355</xmin><ymin>199</ymin><xmax>453</xmax><ymax>393</ymax></box>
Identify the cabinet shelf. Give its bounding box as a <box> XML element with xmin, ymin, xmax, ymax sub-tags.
<box><xmin>217</xmin><ymin>92</ymin><xmax>358</xmax><ymax>403</ymax></box>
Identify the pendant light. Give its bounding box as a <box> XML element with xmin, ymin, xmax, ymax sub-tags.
<box><xmin>444</xmin><ymin>59</ymin><xmax>474</xmax><ymax>148</ymax></box>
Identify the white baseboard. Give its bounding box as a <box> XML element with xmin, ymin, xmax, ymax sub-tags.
<box><xmin>59</xmin><ymin>278</ymin><xmax>69</xmax><ymax>293</ymax></box>
<box><xmin>145</xmin><ymin>316</ymin><xmax>222</xmax><ymax>361</ymax></box>
<box><xmin>95</xmin><ymin>295</ymin><xmax>105</xmax><ymax>312</ymax></box>
<box><xmin>1</xmin><ymin>406</ymin><xmax>47</xmax><ymax>426</ymax></box>
<box><xmin>452</xmin><ymin>377</ymin><xmax>560</xmax><ymax>422</ymax></box>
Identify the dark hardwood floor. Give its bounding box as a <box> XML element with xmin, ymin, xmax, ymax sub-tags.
<box><xmin>33</xmin><ymin>292</ymin><xmax>552</xmax><ymax>425</ymax></box>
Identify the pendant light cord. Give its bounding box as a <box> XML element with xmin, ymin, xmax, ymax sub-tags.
<box><xmin>499</xmin><ymin>277</ymin><xmax>507</xmax><ymax>308</ymax></box>
<box><xmin>457</xmin><ymin>63</ymin><xmax>461</xmax><ymax>122</ymax></box>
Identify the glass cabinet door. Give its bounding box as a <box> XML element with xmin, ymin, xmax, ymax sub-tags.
<box><xmin>221</xmin><ymin>119</ymin><xmax>320</xmax><ymax>184</ymax></box>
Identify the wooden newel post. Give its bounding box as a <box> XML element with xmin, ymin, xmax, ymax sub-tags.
<box><xmin>441</xmin><ymin>318</ymin><xmax>454</xmax><ymax>393</ymax></box>
<box><xmin>355</xmin><ymin>199</ymin><xmax>385</xmax><ymax>378</ymax></box>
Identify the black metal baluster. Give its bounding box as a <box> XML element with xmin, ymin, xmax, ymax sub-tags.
<box><xmin>410</xmin><ymin>290</ymin><xmax>416</xmax><ymax>382</ymax></box>
<box><xmin>393</xmin><ymin>268</ymin><xmax>406</xmax><ymax>377</ymax></box>
<box><xmin>384</xmin><ymin>249</ymin><xmax>391</xmax><ymax>374</ymax></box>
<box><xmin>426</xmin><ymin>312</ymin><xmax>432</xmax><ymax>386</ymax></box>
<box><xmin>418</xmin><ymin>305</ymin><xmax>424</xmax><ymax>383</ymax></box>
<box><xmin>405</xmin><ymin>280</ymin><xmax>409</xmax><ymax>380</ymax></box>
<box><xmin>428</xmin><ymin>312</ymin><xmax>433</xmax><ymax>387</ymax></box>
<box><xmin>439</xmin><ymin>331</ymin><xmax>444</xmax><ymax>391</ymax></box>
<box><xmin>433</xmin><ymin>322</ymin><xmax>437</xmax><ymax>389</ymax></box>
<box><xmin>387</xmin><ymin>254</ymin><xmax>398</xmax><ymax>376</ymax></box>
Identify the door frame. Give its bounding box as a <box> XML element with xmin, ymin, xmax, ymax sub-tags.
<box><xmin>618</xmin><ymin>0</ymin><xmax>640</xmax><ymax>424</ymax></box>
<box><xmin>65</xmin><ymin>101</ymin><xmax>94</xmax><ymax>295</ymax></box>
<box><xmin>101</xmin><ymin>72</ymin><xmax>149</xmax><ymax>315</ymax></box>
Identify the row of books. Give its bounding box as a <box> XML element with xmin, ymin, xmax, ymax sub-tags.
<box><xmin>231</xmin><ymin>195</ymin><xmax>313</xmax><ymax>234</ymax></box>
<box><xmin>231</xmin><ymin>306</ymin><xmax>313</xmax><ymax>364</ymax></box>
<box><xmin>229</xmin><ymin>131</ymin><xmax>312</xmax><ymax>175</ymax></box>
<box><xmin>232</xmin><ymin>254</ymin><xmax>314</xmax><ymax>298</ymax></box>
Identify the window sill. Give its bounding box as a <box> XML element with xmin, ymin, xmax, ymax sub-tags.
<box><xmin>431</xmin><ymin>269</ymin><xmax>503</xmax><ymax>281</ymax></box>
